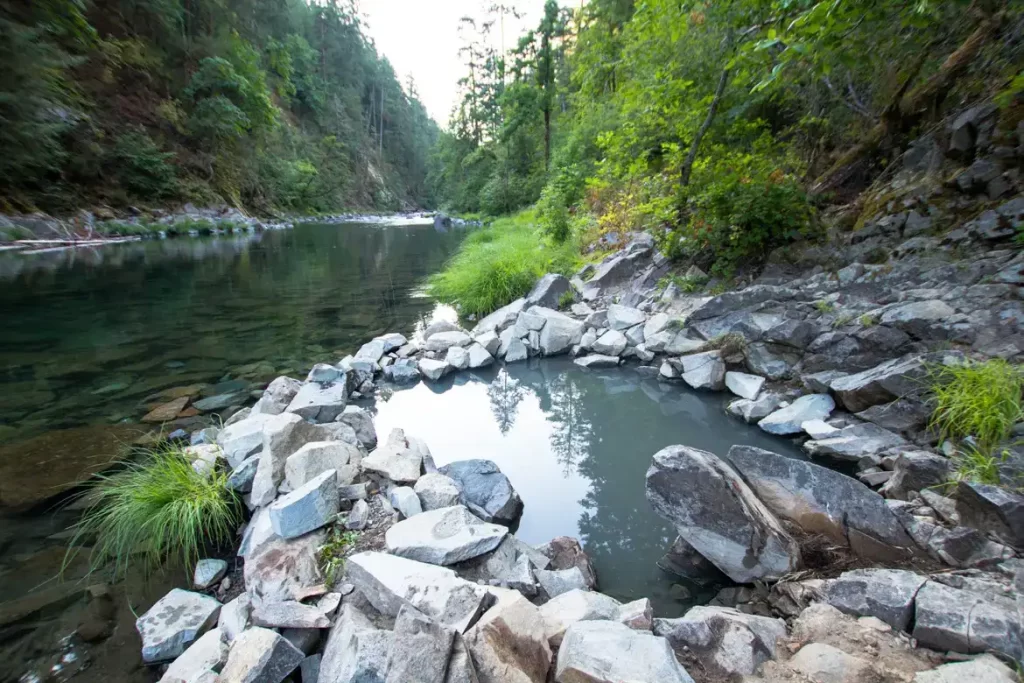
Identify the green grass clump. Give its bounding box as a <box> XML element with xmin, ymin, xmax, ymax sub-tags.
<box><xmin>949</xmin><ymin>443</ymin><xmax>1008</xmax><ymax>486</ymax></box>
<box><xmin>318</xmin><ymin>527</ymin><xmax>360</xmax><ymax>585</ymax></box>
<box><xmin>429</xmin><ymin>211</ymin><xmax>580</xmax><ymax>318</ymax></box>
<box><xmin>929</xmin><ymin>359</ymin><xmax>1024</xmax><ymax>453</ymax></box>
<box><xmin>65</xmin><ymin>445</ymin><xmax>242</xmax><ymax>578</ymax></box>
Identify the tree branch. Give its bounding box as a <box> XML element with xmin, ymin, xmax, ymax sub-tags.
<box><xmin>681</xmin><ymin>67</ymin><xmax>730</xmax><ymax>189</ymax></box>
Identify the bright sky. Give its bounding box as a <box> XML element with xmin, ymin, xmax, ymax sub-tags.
<box><xmin>360</xmin><ymin>1</ymin><xmax>576</xmax><ymax>128</ymax></box>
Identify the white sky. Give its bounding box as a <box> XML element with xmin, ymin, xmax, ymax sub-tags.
<box><xmin>360</xmin><ymin>0</ymin><xmax>577</xmax><ymax>128</ymax></box>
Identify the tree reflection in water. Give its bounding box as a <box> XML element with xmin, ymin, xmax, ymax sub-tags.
<box><xmin>487</xmin><ymin>368</ymin><xmax>526</xmax><ymax>435</ymax></box>
<box><xmin>541</xmin><ymin>372</ymin><xmax>593</xmax><ymax>476</ymax></box>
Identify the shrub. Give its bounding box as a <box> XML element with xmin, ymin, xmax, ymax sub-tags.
<box><xmin>64</xmin><ymin>445</ymin><xmax>242</xmax><ymax>578</ymax></box>
<box><xmin>929</xmin><ymin>359</ymin><xmax>1024</xmax><ymax>452</ymax></box>
<box><xmin>110</xmin><ymin>129</ymin><xmax>177</xmax><ymax>199</ymax></box>
<box><xmin>429</xmin><ymin>212</ymin><xmax>580</xmax><ymax>318</ymax></box>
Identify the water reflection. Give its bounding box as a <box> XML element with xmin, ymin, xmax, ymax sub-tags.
<box><xmin>372</xmin><ymin>358</ymin><xmax>806</xmax><ymax>616</ymax></box>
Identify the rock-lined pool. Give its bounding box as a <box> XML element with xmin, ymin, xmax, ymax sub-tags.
<box><xmin>371</xmin><ymin>357</ymin><xmax>805</xmax><ymax>616</ymax></box>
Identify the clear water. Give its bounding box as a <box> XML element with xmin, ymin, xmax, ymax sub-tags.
<box><xmin>372</xmin><ymin>358</ymin><xmax>806</xmax><ymax>616</ymax></box>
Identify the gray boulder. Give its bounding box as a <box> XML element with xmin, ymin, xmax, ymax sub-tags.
<box><xmin>526</xmin><ymin>273</ymin><xmax>571</xmax><ymax>308</ymax></box>
<box><xmin>758</xmin><ymin>394</ymin><xmax>834</xmax><ymax>435</ymax></box>
<box><xmin>465</xmin><ymin>590</ymin><xmax>551</xmax><ymax>683</ymax></box>
<box><xmin>472</xmin><ymin>298</ymin><xmax>526</xmax><ymax>335</ymax></box>
<box><xmin>453</xmin><ymin>536</ymin><xmax>543</xmax><ymax>597</ymax></box>
<box><xmin>356</xmin><ymin>339</ymin><xmax>387</xmax><ymax>363</ymax></box>
<box><xmin>726</xmin><ymin>446</ymin><xmax>918</xmax><ymax>561</ymax></box>
<box><xmin>284</xmin><ymin>441</ymin><xmax>359</xmax><ymax>490</ymax></box>
<box><xmin>727</xmin><ymin>393</ymin><xmax>785</xmax><ymax>423</ymax></box>
<box><xmin>218</xmin><ymin>594</ymin><xmax>251</xmax><ymax>643</ymax></box>
<box><xmin>251</xmin><ymin>413</ymin><xmax>321</xmax><ymax>507</ymax></box>
<box><xmin>574</xmin><ymin>354</ymin><xmax>620</xmax><ymax>369</ymax></box>
<box><xmin>688</xmin><ymin>285</ymin><xmax>794</xmax><ymax>321</ymax></box>
<box><xmin>389</xmin><ymin>486</ymin><xmax>423</xmax><ymax>519</ymax></box>
<box><xmin>251</xmin><ymin>376</ymin><xmax>303</xmax><ymax>416</ymax></box>
<box><xmin>879</xmin><ymin>451</ymin><xmax>952</xmax><ymax>500</ymax></box>
<box><xmin>653</xmin><ymin>606</ymin><xmax>785</xmax><ymax>678</ymax></box>
<box><xmin>268</xmin><ymin>469</ymin><xmax>339</xmax><ymax>540</ymax></box>
<box><xmin>419</xmin><ymin>358</ymin><xmax>451</xmax><ymax>382</ymax></box>
<box><xmin>446</xmin><ymin>345</ymin><xmax>470</xmax><ymax>371</ymax></box>
<box><xmin>194</xmin><ymin>559</ymin><xmax>228</xmax><ymax>590</ymax></box>
<box><xmin>414</xmin><ymin>472</ymin><xmax>462</xmax><ymax>511</ymax></box>
<box><xmin>725</xmin><ymin>371</ymin><xmax>764</xmax><ymax>400</ymax></box>
<box><xmin>219</xmin><ymin>626</ymin><xmax>303</xmax><ymax>683</ymax></box>
<box><xmin>385</xmin><ymin>605</ymin><xmax>455</xmax><ymax>683</ymax></box>
<box><xmin>913</xmin><ymin>580</ymin><xmax>1024</xmax><ymax>661</ymax></box>
<box><xmin>361</xmin><ymin>428</ymin><xmax>424</xmax><ymax>483</ymax></box>
<box><xmin>534</xmin><ymin>566</ymin><xmax>590</xmax><ymax>600</ymax></box>
<box><xmin>539</xmin><ymin>589</ymin><xmax>621</xmax><ymax>647</ymax></box>
<box><xmin>425</xmin><ymin>330</ymin><xmax>472</xmax><ymax>353</ymax></box>
<box><xmin>227</xmin><ymin>454</ymin><xmax>259</xmax><ymax>492</ymax></box>
<box><xmin>829</xmin><ymin>355</ymin><xmax>928</xmax><ymax>412</ymax></box>
<box><xmin>592</xmin><ymin>330</ymin><xmax>627</xmax><ymax>356</ymax></box>
<box><xmin>161</xmin><ymin>628</ymin><xmax>227</xmax><ymax>683</ymax></box>
<box><xmin>914</xmin><ymin>656</ymin><xmax>1019</xmax><ymax>683</ymax></box>
<box><xmin>607</xmin><ymin>304</ymin><xmax>645</xmax><ymax>331</ymax></box>
<box><xmin>244</xmin><ymin>530</ymin><xmax>326</xmax><ymax>603</ymax></box>
<box><xmin>645</xmin><ymin>445</ymin><xmax>800</xmax><ymax>583</ymax></box>
<box><xmin>136</xmin><ymin>589</ymin><xmax>221</xmax><ymax>663</ymax></box>
<box><xmin>385</xmin><ymin>505</ymin><xmax>508</xmax><ymax>565</ymax></box>
<box><xmin>822</xmin><ymin>569</ymin><xmax>928</xmax><ymax>630</ymax></box>
<box><xmin>504</xmin><ymin>336</ymin><xmax>529</xmax><ymax>362</ymax></box>
<box><xmin>346</xmin><ymin>552</ymin><xmax>490</xmax><ymax>632</ymax></box>
<box><xmin>252</xmin><ymin>601</ymin><xmax>331</xmax><ymax>629</ymax></box>
<box><xmin>677</xmin><ymin>351</ymin><xmax>726</xmax><ymax>390</ymax></box>
<box><xmin>533</xmin><ymin>307</ymin><xmax>585</xmax><ymax>356</ymax></box>
<box><xmin>556</xmin><ymin>621</ymin><xmax>695</xmax><ymax>683</ymax></box>
<box><xmin>217</xmin><ymin>413</ymin><xmax>276</xmax><ymax>468</ymax></box>
<box><xmin>337</xmin><ymin>405</ymin><xmax>377</xmax><ymax>449</ymax></box>
<box><xmin>534</xmin><ymin>536</ymin><xmax>596</xmax><ymax>589</ymax></box>
<box><xmin>286</xmin><ymin>376</ymin><xmax>350</xmax><ymax>423</ymax></box>
<box><xmin>384</xmin><ymin>364</ymin><xmax>420</xmax><ymax>384</ymax></box>
<box><xmin>346</xmin><ymin>499</ymin><xmax>370</xmax><ymax>530</ymax></box>
<box><xmin>466</xmin><ymin>343</ymin><xmax>495</xmax><ymax>369</ymax></box>
<box><xmin>475</xmin><ymin>331</ymin><xmax>501</xmax><ymax>356</ymax></box>
<box><xmin>439</xmin><ymin>460</ymin><xmax>524</xmax><ymax>527</ymax></box>
<box><xmin>804</xmin><ymin>422</ymin><xmax>906</xmax><ymax>461</ymax></box>
<box><xmin>956</xmin><ymin>481</ymin><xmax>1024</xmax><ymax>547</ymax></box>
<box><xmin>856</xmin><ymin>399</ymin><xmax>930</xmax><ymax>436</ymax></box>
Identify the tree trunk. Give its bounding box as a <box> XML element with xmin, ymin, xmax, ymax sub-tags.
<box><xmin>544</xmin><ymin>106</ymin><xmax>551</xmax><ymax>170</ymax></box>
<box><xmin>680</xmin><ymin>67</ymin><xmax>730</xmax><ymax>189</ymax></box>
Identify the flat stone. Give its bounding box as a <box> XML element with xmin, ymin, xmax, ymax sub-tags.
<box><xmin>789</xmin><ymin>642</ymin><xmax>876</xmax><ymax>683</ymax></box>
<box><xmin>143</xmin><ymin>396</ymin><xmax>190</xmax><ymax>423</ymax></box>
<box><xmin>913</xmin><ymin>655</ymin><xmax>1019</xmax><ymax>683</ymax></box>
<box><xmin>556</xmin><ymin>620</ymin><xmax>694</xmax><ymax>683</ymax></box>
<box><xmin>574</xmin><ymin>354</ymin><xmax>620</xmax><ymax>369</ymax></box>
<box><xmin>726</xmin><ymin>446</ymin><xmax>918</xmax><ymax>561</ymax></box>
<box><xmin>538</xmin><ymin>589</ymin><xmax>621</xmax><ymax>647</ymax></box>
<box><xmin>439</xmin><ymin>460</ymin><xmax>523</xmax><ymax>526</ymax></box>
<box><xmin>355</xmin><ymin>339</ymin><xmax>387</xmax><ymax>363</ymax></box>
<box><xmin>607</xmin><ymin>304</ymin><xmax>646</xmax><ymax>331</ymax></box>
<box><xmin>419</xmin><ymin>358</ymin><xmax>451</xmax><ymax>381</ymax></box>
<box><xmin>386</xmin><ymin>505</ymin><xmax>508</xmax><ymax>565</ymax></box>
<box><xmin>268</xmin><ymin>470</ymin><xmax>339</xmax><ymax>540</ymax></box>
<box><xmin>286</xmin><ymin>377</ymin><xmax>350</xmax><ymax>423</ymax></box>
<box><xmin>534</xmin><ymin>566</ymin><xmax>589</xmax><ymax>600</ymax></box>
<box><xmin>244</xmin><ymin>530</ymin><xmax>326</xmax><ymax>603</ymax></box>
<box><xmin>319</xmin><ymin>603</ymin><xmax>392</xmax><ymax>683</ymax></box>
<box><xmin>758</xmin><ymin>394</ymin><xmax>834</xmax><ymax>435</ymax></box>
<box><xmin>801</xmin><ymin>419</ymin><xmax>839</xmax><ymax>440</ymax></box>
<box><xmin>956</xmin><ymin>481</ymin><xmax>1024</xmax><ymax>546</ymax></box>
<box><xmin>913</xmin><ymin>581</ymin><xmax>976</xmax><ymax>653</ymax></box>
<box><xmin>219</xmin><ymin>626</ymin><xmax>303</xmax><ymax>683</ymax></box>
<box><xmin>466</xmin><ymin>343</ymin><xmax>494</xmax><ymax>369</ymax></box>
<box><xmin>161</xmin><ymin>628</ymin><xmax>228</xmax><ymax>683</ymax></box>
<box><xmin>425</xmin><ymin>330</ymin><xmax>472</xmax><ymax>353</ymax></box>
<box><xmin>804</xmin><ymin>422</ymin><xmax>906</xmax><ymax>461</ymax></box>
<box><xmin>725</xmin><ymin>371</ymin><xmax>764</xmax><ymax>400</ymax></box>
<box><xmin>385</xmin><ymin>605</ymin><xmax>456</xmax><ymax>683</ymax></box>
<box><xmin>136</xmin><ymin>589</ymin><xmax>221</xmax><ymax>663</ymax></box>
<box><xmin>645</xmin><ymin>445</ymin><xmax>800</xmax><ymax>583</ymax></box>
<box><xmin>466</xmin><ymin>591</ymin><xmax>552</xmax><ymax>683</ymax></box>
<box><xmin>829</xmin><ymin>355</ymin><xmax>928</xmax><ymax>413</ymax></box>
<box><xmin>823</xmin><ymin>569</ymin><xmax>928</xmax><ymax>631</ymax></box>
<box><xmin>284</xmin><ymin>441</ymin><xmax>359</xmax><ymax>490</ymax></box>
<box><xmin>677</xmin><ymin>350</ymin><xmax>726</xmax><ymax>390</ymax></box>
<box><xmin>389</xmin><ymin>486</ymin><xmax>423</xmax><ymax>519</ymax></box>
<box><xmin>346</xmin><ymin>552</ymin><xmax>490</xmax><ymax>632</ymax></box>
<box><xmin>252</xmin><ymin>600</ymin><xmax>331</xmax><ymax>629</ymax></box>
<box><xmin>385</xmin><ymin>363</ymin><xmax>420</xmax><ymax>384</ymax></box>
<box><xmin>361</xmin><ymin>428</ymin><xmax>424</xmax><ymax>483</ymax></box>
<box><xmin>653</xmin><ymin>606</ymin><xmax>785</xmax><ymax>678</ymax></box>
<box><xmin>194</xmin><ymin>559</ymin><xmax>228</xmax><ymax>590</ymax></box>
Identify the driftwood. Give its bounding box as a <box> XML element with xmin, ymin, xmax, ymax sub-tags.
<box><xmin>13</xmin><ymin>237</ymin><xmax>140</xmax><ymax>247</ymax></box>
<box><xmin>811</xmin><ymin>12</ymin><xmax>1003</xmax><ymax>195</ymax></box>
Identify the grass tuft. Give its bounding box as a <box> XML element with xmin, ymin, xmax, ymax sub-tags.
<box><xmin>318</xmin><ymin>526</ymin><xmax>360</xmax><ymax>586</ymax></box>
<box><xmin>949</xmin><ymin>443</ymin><xmax>1008</xmax><ymax>486</ymax></box>
<box><xmin>929</xmin><ymin>359</ymin><xmax>1024</xmax><ymax>453</ymax></box>
<box><xmin>429</xmin><ymin>211</ymin><xmax>580</xmax><ymax>318</ymax></box>
<box><xmin>64</xmin><ymin>444</ymin><xmax>242</xmax><ymax>579</ymax></box>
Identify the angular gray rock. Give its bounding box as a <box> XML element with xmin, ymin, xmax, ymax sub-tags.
<box><xmin>823</xmin><ymin>569</ymin><xmax>928</xmax><ymax>631</ymax></box>
<box><xmin>758</xmin><ymin>394</ymin><xmax>834</xmax><ymax>435</ymax></box>
<box><xmin>804</xmin><ymin>422</ymin><xmax>905</xmax><ymax>461</ymax></box>
<box><xmin>161</xmin><ymin>628</ymin><xmax>227</xmax><ymax>683</ymax></box>
<box><xmin>556</xmin><ymin>621</ymin><xmax>695</xmax><ymax>683</ymax></box>
<box><xmin>356</xmin><ymin>339</ymin><xmax>387</xmax><ymax>363</ymax></box>
<box><xmin>244</xmin><ymin>530</ymin><xmax>326</xmax><ymax>604</ymax></box>
<box><xmin>677</xmin><ymin>350</ymin><xmax>726</xmax><ymax>390</ymax></box>
<box><xmin>389</xmin><ymin>486</ymin><xmax>423</xmax><ymax>519</ymax></box>
<box><xmin>217</xmin><ymin>413</ymin><xmax>275</xmax><ymax>468</ymax></box>
<box><xmin>385</xmin><ymin>605</ymin><xmax>456</xmax><ymax>683</ymax></box>
<box><xmin>829</xmin><ymin>355</ymin><xmax>928</xmax><ymax>412</ymax></box>
<box><xmin>194</xmin><ymin>559</ymin><xmax>228</xmax><ymax>590</ymax></box>
<box><xmin>538</xmin><ymin>589</ymin><xmax>621</xmax><ymax>647</ymax></box>
<box><xmin>218</xmin><ymin>594</ymin><xmax>251</xmax><ymax>643</ymax></box>
<box><xmin>534</xmin><ymin>566</ymin><xmax>589</xmax><ymax>600</ymax></box>
<box><xmin>504</xmin><ymin>336</ymin><xmax>529</xmax><ymax>362</ymax></box>
<box><xmin>653</xmin><ymin>606</ymin><xmax>785</xmax><ymax>678</ymax></box>
<box><xmin>286</xmin><ymin>376</ymin><xmax>350</xmax><ymax>423</ymax></box>
<box><xmin>879</xmin><ymin>451</ymin><xmax>952</xmax><ymax>500</ymax></box>
<box><xmin>385</xmin><ymin>505</ymin><xmax>508</xmax><ymax>565</ymax></box>
<box><xmin>384</xmin><ymin>363</ymin><xmax>420</xmax><ymax>384</ymax></box>
<box><xmin>361</xmin><ymin>428</ymin><xmax>424</xmax><ymax>483</ymax></box>
<box><xmin>534</xmin><ymin>536</ymin><xmax>595</xmax><ymax>588</ymax></box>
<box><xmin>439</xmin><ymin>460</ymin><xmax>523</xmax><ymax>526</ymax></box>
<box><xmin>419</xmin><ymin>358</ymin><xmax>451</xmax><ymax>382</ymax></box>
<box><xmin>319</xmin><ymin>603</ymin><xmax>391</xmax><ymax>683</ymax></box>
<box><xmin>591</xmin><ymin>330</ymin><xmax>627</xmax><ymax>356</ymax></box>
<box><xmin>726</xmin><ymin>446</ymin><xmax>918</xmax><ymax>561</ymax></box>
<box><xmin>914</xmin><ymin>655</ymin><xmax>1019</xmax><ymax>683</ymax></box>
<box><xmin>268</xmin><ymin>469</ymin><xmax>339</xmax><ymax>540</ymax></box>
<box><xmin>725</xmin><ymin>371</ymin><xmax>764</xmax><ymax>400</ymax></box>
<box><xmin>475</xmin><ymin>331</ymin><xmax>501</xmax><ymax>356</ymax></box>
<box><xmin>337</xmin><ymin>405</ymin><xmax>377</xmax><ymax>449</ymax></box>
<box><xmin>727</xmin><ymin>393</ymin><xmax>785</xmax><ymax>423</ymax></box>
<box><xmin>251</xmin><ymin>412</ymin><xmax>322</xmax><ymax>507</ymax></box>
<box><xmin>619</xmin><ymin>598</ymin><xmax>653</xmax><ymax>631</ymax></box>
<box><xmin>252</xmin><ymin>600</ymin><xmax>331</xmax><ymax>629</ymax></box>
<box><xmin>956</xmin><ymin>481</ymin><xmax>1024</xmax><ymax>547</ymax></box>
<box><xmin>472</xmin><ymin>298</ymin><xmax>526</xmax><ymax>335</ymax></box>
<box><xmin>880</xmin><ymin>300</ymin><xmax>954</xmax><ymax>337</ymax></box>
<box><xmin>227</xmin><ymin>454</ymin><xmax>259</xmax><ymax>492</ymax></box>
<box><xmin>574</xmin><ymin>354</ymin><xmax>620</xmax><ymax>369</ymax></box>
<box><xmin>219</xmin><ymin>626</ymin><xmax>304</xmax><ymax>683</ymax></box>
<box><xmin>526</xmin><ymin>273</ymin><xmax>572</xmax><ymax>308</ymax></box>
<box><xmin>426</xmin><ymin>330</ymin><xmax>473</xmax><ymax>353</ymax></box>
<box><xmin>465</xmin><ymin>590</ymin><xmax>552</xmax><ymax>683</ymax></box>
<box><xmin>446</xmin><ymin>345</ymin><xmax>470</xmax><ymax>371</ymax></box>
<box><xmin>346</xmin><ymin>499</ymin><xmax>370</xmax><ymax>530</ymax></box>
<box><xmin>284</xmin><ymin>440</ymin><xmax>359</xmax><ymax>490</ymax></box>
<box><xmin>444</xmin><ymin>632</ymin><xmax>480</xmax><ymax>683</ymax></box>
<box><xmin>415</xmin><ymin>472</ymin><xmax>462</xmax><ymax>511</ymax></box>
<box><xmin>645</xmin><ymin>445</ymin><xmax>800</xmax><ymax>583</ymax></box>
<box><xmin>346</xmin><ymin>552</ymin><xmax>490</xmax><ymax>632</ymax></box>
<box><xmin>466</xmin><ymin>343</ymin><xmax>494</xmax><ymax>369</ymax></box>
<box><xmin>135</xmin><ymin>588</ymin><xmax>221</xmax><ymax>663</ymax></box>
<box><xmin>251</xmin><ymin>376</ymin><xmax>303</xmax><ymax>416</ymax></box>
<box><xmin>607</xmin><ymin>304</ymin><xmax>646</xmax><ymax>331</ymax></box>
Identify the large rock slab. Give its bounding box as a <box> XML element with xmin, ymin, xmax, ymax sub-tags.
<box><xmin>823</xmin><ymin>569</ymin><xmax>928</xmax><ymax>631</ymax></box>
<box><xmin>538</xmin><ymin>589</ymin><xmax>621</xmax><ymax>647</ymax></box>
<box><xmin>219</xmin><ymin>626</ymin><xmax>303</xmax><ymax>683</ymax></box>
<box><xmin>677</xmin><ymin>351</ymin><xmax>726</xmax><ymax>390</ymax></box>
<box><xmin>361</xmin><ymin>428</ymin><xmax>424</xmax><ymax>484</ymax></box>
<box><xmin>268</xmin><ymin>469</ymin><xmax>339</xmax><ymax>540</ymax></box>
<box><xmin>533</xmin><ymin>307</ymin><xmax>585</xmax><ymax>356</ymax></box>
<box><xmin>556</xmin><ymin>620</ymin><xmax>695</xmax><ymax>683</ymax></box>
<box><xmin>804</xmin><ymin>422</ymin><xmax>906</xmax><ymax>461</ymax></box>
<box><xmin>526</xmin><ymin>273</ymin><xmax>571</xmax><ymax>308</ymax></box>
<box><xmin>653</xmin><ymin>606</ymin><xmax>785</xmax><ymax>678</ymax></box>
<box><xmin>385</xmin><ymin>605</ymin><xmax>455</xmax><ymax>683</ymax></box>
<box><xmin>217</xmin><ymin>414</ymin><xmax>276</xmax><ymax>468</ymax></box>
<box><xmin>136</xmin><ymin>589</ymin><xmax>221</xmax><ymax>663</ymax></box>
<box><xmin>346</xmin><ymin>552</ymin><xmax>490</xmax><ymax>632</ymax></box>
<box><xmin>829</xmin><ymin>355</ymin><xmax>929</xmax><ymax>412</ymax></box>
<box><xmin>385</xmin><ymin>505</ymin><xmax>508</xmax><ymax>565</ymax></box>
<box><xmin>284</xmin><ymin>440</ymin><xmax>359</xmax><ymax>490</ymax></box>
<box><xmin>244</xmin><ymin>530</ymin><xmax>326</xmax><ymax>603</ymax></box>
<box><xmin>645</xmin><ymin>445</ymin><xmax>800</xmax><ymax>583</ymax></box>
<box><xmin>337</xmin><ymin>405</ymin><xmax>378</xmax><ymax>449</ymax></box>
<box><xmin>758</xmin><ymin>394</ymin><xmax>834</xmax><ymax>435</ymax></box>
<box><xmin>251</xmin><ymin>600</ymin><xmax>331</xmax><ymax>629</ymax></box>
<box><xmin>251</xmin><ymin>412</ymin><xmax>321</xmax><ymax>507</ymax></box>
<box><xmin>473</xmin><ymin>298</ymin><xmax>526</xmax><ymax>335</ymax></box>
<box><xmin>607</xmin><ymin>304</ymin><xmax>645</xmax><ymax>331</ymax></box>
<box><xmin>414</xmin><ymin>472</ymin><xmax>462</xmax><ymax>511</ymax></box>
<box><xmin>914</xmin><ymin>655</ymin><xmax>1019</xmax><ymax>683</ymax></box>
<box><xmin>160</xmin><ymin>628</ymin><xmax>227</xmax><ymax>682</ymax></box>
<box><xmin>439</xmin><ymin>460</ymin><xmax>523</xmax><ymax>527</ymax></box>
<box><xmin>425</xmin><ymin>330</ymin><xmax>473</xmax><ymax>353</ymax></box>
<box><xmin>956</xmin><ymin>481</ymin><xmax>1024</xmax><ymax>547</ymax></box>
<box><xmin>251</xmin><ymin>376</ymin><xmax>303</xmax><ymax>416</ymax></box>
<box><xmin>465</xmin><ymin>591</ymin><xmax>552</xmax><ymax>683</ymax></box>
<box><xmin>726</xmin><ymin>446</ymin><xmax>918</xmax><ymax>561</ymax></box>
<box><xmin>285</xmin><ymin>375</ymin><xmax>350</xmax><ymax>423</ymax></box>
<box><xmin>319</xmin><ymin>603</ymin><xmax>392</xmax><ymax>683</ymax></box>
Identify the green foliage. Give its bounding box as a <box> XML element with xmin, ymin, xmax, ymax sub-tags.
<box><xmin>64</xmin><ymin>444</ymin><xmax>242</xmax><ymax>578</ymax></box>
<box><xmin>814</xmin><ymin>300</ymin><xmax>835</xmax><ymax>313</ymax></box>
<box><xmin>429</xmin><ymin>212</ymin><xmax>580</xmax><ymax>318</ymax></box>
<box><xmin>949</xmin><ymin>443</ymin><xmax>1008</xmax><ymax>487</ymax></box>
<box><xmin>318</xmin><ymin>526</ymin><xmax>360</xmax><ymax>586</ymax></box>
<box><xmin>558</xmin><ymin>289</ymin><xmax>576</xmax><ymax>309</ymax></box>
<box><xmin>110</xmin><ymin>129</ymin><xmax>177</xmax><ymax>199</ymax></box>
<box><xmin>929</xmin><ymin>360</ymin><xmax>1024</xmax><ymax>453</ymax></box>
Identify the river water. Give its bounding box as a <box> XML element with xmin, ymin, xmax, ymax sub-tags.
<box><xmin>0</xmin><ymin>220</ymin><xmax>803</xmax><ymax>680</ymax></box>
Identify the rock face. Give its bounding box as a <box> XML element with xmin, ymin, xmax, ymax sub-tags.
<box><xmin>219</xmin><ymin>626</ymin><xmax>304</xmax><ymax>683</ymax></box>
<box><xmin>725</xmin><ymin>446</ymin><xmax>918</xmax><ymax>561</ymax></box>
<box><xmin>538</xmin><ymin>590</ymin><xmax>621</xmax><ymax>647</ymax></box>
<box><xmin>136</xmin><ymin>589</ymin><xmax>221</xmax><ymax>663</ymax></box>
<box><xmin>823</xmin><ymin>569</ymin><xmax>929</xmax><ymax>631</ymax></box>
<box><xmin>385</xmin><ymin>605</ymin><xmax>455</xmax><ymax>683</ymax></box>
<box><xmin>645</xmin><ymin>445</ymin><xmax>800</xmax><ymax>583</ymax></box>
<box><xmin>465</xmin><ymin>591</ymin><xmax>552</xmax><ymax>683</ymax></box>
<box><xmin>757</xmin><ymin>394</ymin><xmax>834</xmax><ymax>435</ymax></box>
<box><xmin>526</xmin><ymin>273</ymin><xmax>572</xmax><ymax>308</ymax></box>
<box><xmin>555</xmin><ymin>621</ymin><xmax>695</xmax><ymax>683</ymax></box>
<box><xmin>414</xmin><ymin>473</ymin><xmax>462</xmax><ymax>511</ymax></box>
<box><xmin>653</xmin><ymin>606</ymin><xmax>785</xmax><ymax>678</ymax></box>
<box><xmin>346</xmin><ymin>552</ymin><xmax>490</xmax><ymax>632</ymax></box>
<box><xmin>284</xmin><ymin>440</ymin><xmax>359</xmax><ymax>490</ymax></box>
<box><xmin>362</xmin><ymin>428</ymin><xmax>424</xmax><ymax>483</ymax></box>
<box><xmin>319</xmin><ymin>603</ymin><xmax>392</xmax><ymax>683</ymax></box>
<box><xmin>439</xmin><ymin>460</ymin><xmax>524</xmax><ymax>527</ymax></box>
<box><xmin>385</xmin><ymin>505</ymin><xmax>509</xmax><ymax>565</ymax></box>
<box><xmin>268</xmin><ymin>469</ymin><xmax>339</xmax><ymax>540</ymax></box>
